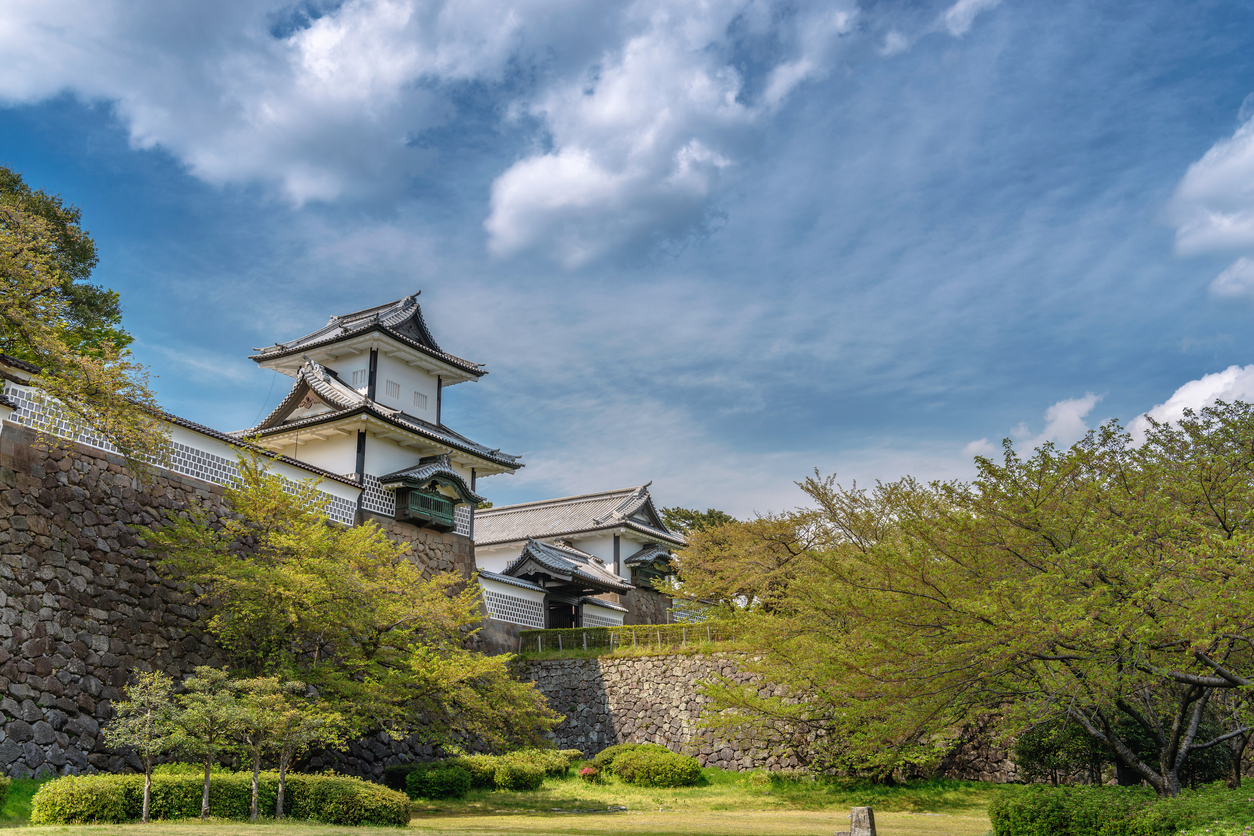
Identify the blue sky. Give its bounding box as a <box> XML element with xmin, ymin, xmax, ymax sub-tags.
<box><xmin>5</xmin><ymin>0</ymin><xmax>1254</xmax><ymax>515</ymax></box>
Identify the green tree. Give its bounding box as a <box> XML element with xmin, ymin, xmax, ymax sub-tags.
<box><xmin>151</xmin><ymin>453</ymin><xmax>559</xmax><ymax>751</ymax></box>
<box><xmin>270</xmin><ymin>688</ymin><xmax>346</xmax><ymax>818</ymax></box>
<box><xmin>0</xmin><ymin>166</ymin><xmax>167</xmax><ymax>461</ymax></box>
<box><xmin>102</xmin><ymin>672</ymin><xmax>177</xmax><ymax>822</ymax></box>
<box><xmin>659</xmin><ymin>506</ymin><xmax>736</xmax><ymax>535</ymax></box>
<box><xmin>702</xmin><ymin>403</ymin><xmax>1254</xmax><ymax>796</ymax></box>
<box><xmin>174</xmin><ymin>667</ymin><xmax>241</xmax><ymax>819</ymax></box>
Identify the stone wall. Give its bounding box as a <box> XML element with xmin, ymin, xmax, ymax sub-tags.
<box><xmin>520</xmin><ymin>651</ymin><xmax>1017</xmax><ymax>781</ymax></box>
<box><xmin>0</xmin><ymin>422</ymin><xmax>226</xmax><ymax>778</ymax></box>
<box><xmin>0</xmin><ymin>421</ymin><xmax>479</xmax><ymax>781</ymax></box>
<box><xmin>359</xmin><ymin>510</ymin><xmax>474</xmax><ymax>584</ymax></box>
<box><xmin>518</xmin><ymin>653</ymin><xmax>800</xmax><ymax>770</ymax></box>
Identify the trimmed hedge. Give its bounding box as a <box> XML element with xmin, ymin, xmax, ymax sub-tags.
<box><xmin>405</xmin><ymin>764</ymin><xmax>472</xmax><ymax>800</ymax></box>
<box><xmin>559</xmin><ymin>749</ymin><xmax>585</xmax><ymax>765</ymax></box>
<box><xmin>988</xmin><ymin>783</ymin><xmax>1252</xmax><ymax>836</ymax></box>
<box><xmin>30</xmin><ymin>772</ymin><xmax>411</xmax><ymax>826</ymax></box>
<box><xmin>591</xmin><ymin>742</ymin><xmax>669</xmax><ymax>770</ymax></box>
<box><xmin>0</xmin><ymin>775</ymin><xmax>11</xmax><ymax>811</ymax></box>
<box><xmin>504</xmin><ymin>748</ymin><xmax>570</xmax><ymax>778</ymax></box>
<box><xmin>493</xmin><ymin>760</ymin><xmax>545</xmax><ymax>791</ymax></box>
<box><xmin>611</xmin><ymin>748</ymin><xmax>701</xmax><ymax>788</ymax></box>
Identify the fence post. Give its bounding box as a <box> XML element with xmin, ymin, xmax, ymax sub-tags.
<box><xmin>682</xmin><ymin>626</ymin><xmax>686</xmax><ymax>646</ymax></box>
<box><xmin>657</xmin><ymin>628</ymin><xmax>661</xmax><ymax>647</ymax></box>
<box><xmin>706</xmin><ymin>624</ymin><xmax>711</xmax><ymax>642</ymax></box>
<box><xmin>583</xmin><ymin>631</ymin><xmax>588</xmax><ymax>651</ymax></box>
<box><xmin>558</xmin><ymin>633</ymin><xmax>563</xmax><ymax>651</ymax></box>
<box><xmin>633</xmin><ymin>630</ymin><xmax>637</xmax><ymax>648</ymax></box>
<box><xmin>538</xmin><ymin>635</ymin><xmax>542</xmax><ymax>653</ymax></box>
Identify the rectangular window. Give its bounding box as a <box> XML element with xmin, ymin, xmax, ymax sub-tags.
<box><xmin>385</xmin><ymin>380</ymin><xmax>400</xmax><ymax>399</ymax></box>
<box><xmin>413</xmin><ymin>391</ymin><xmax>428</xmax><ymax>410</ymax></box>
<box><xmin>350</xmin><ymin>369</ymin><xmax>368</xmax><ymax>388</ymax></box>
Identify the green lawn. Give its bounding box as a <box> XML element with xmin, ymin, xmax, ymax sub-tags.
<box><xmin>1</xmin><ymin>768</ymin><xmax>1004</xmax><ymax>835</ymax></box>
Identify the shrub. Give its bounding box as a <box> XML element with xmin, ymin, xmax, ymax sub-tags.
<box><xmin>506</xmin><ymin>748</ymin><xmax>570</xmax><ymax>777</ymax></box>
<box><xmin>493</xmin><ymin>759</ymin><xmax>545</xmax><ymax>791</ymax></box>
<box><xmin>30</xmin><ymin>775</ymin><xmax>130</xmax><ymax>825</ymax></box>
<box><xmin>30</xmin><ymin>772</ymin><xmax>410</xmax><ymax>826</ymax></box>
<box><xmin>986</xmin><ymin>783</ymin><xmax>1245</xmax><ymax>836</ymax></box>
<box><xmin>151</xmin><ymin>762</ymin><xmax>228</xmax><ymax>776</ymax></box>
<box><xmin>559</xmin><ymin>749</ymin><xmax>585</xmax><ymax>765</ymax></box>
<box><xmin>405</xmin><ymin>764</ymin><xmax>472</xmax><ymax>800</ymax></box>
<box><xmin>611</xmin><ymin>748</ymin><xmax>701</xmax><ymax>788</ymax></box>
<box><xmin>590</xmin><ymin>742</ymin><xmax>668</xmax><ymax>770</ymax></box>
<box><xmin>0</xmin><ymin>775</ymin><xmax>11</xmax><ymax>811</ymax></box>
<box><xmin>382</xmin><ymin>764</ymin><xmax>419</xmax><ymax>792</ymax></box>
<box><xmin>449</xmin><ymin>754</ymin><xmax>500</xmax><ymax>789</ymax></box>
<box><xmin>578</xmin><ymin>765</ymin><xmax>602</xmax><ymax>784</ymax></box>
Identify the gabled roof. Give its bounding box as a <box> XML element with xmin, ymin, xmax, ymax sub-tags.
<box><xmin>475</xmin><ymin>484</ymin><xmax>685</xmax><ymax>547</ymax></box>
<box><xmin>624</xmin><ymin>543</ymin><xmax>674</xmax><ymax>567</ymax></box>
<box><xmin>504</xmin><ymin>539</ymin><xmax>631</xmax><ymax>594</ymax></box>
<box><xmin>233</xmin><ymin>359</ymin><xmax>521</xmax><ymax>470</ymax></box>
<box><xmin>379</xmin><ymin>453</ymin><xmax>485</xmax><ymax>504</ymax></box>
<box><xmin>249</xmin><ymin>293</ymin><xmax>485</xmax><ymax>378</ymax></box>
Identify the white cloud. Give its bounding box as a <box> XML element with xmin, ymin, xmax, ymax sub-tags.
<box><xmin>1172</xmin><ymin>115</ymin><xmax>1254</xmax><ymax>255</ymax></box>
<box><xmin>963</xmin><ymin>437</ymin><xmax>997</xmax><ymax>459</ymax></box>
<box><xmin>484</xmin><ymin>0</ymin><xmax>856</xmax><ymax>266</ymax></box>
<box><xmin>1009</xmin><ymin>393</ymin><xmax>1102</xmax><ymax>452</ymax></box>
<box><xmin>939</xmin><ymin>0</ymin><xmax>1001</xmax><ymax>37</ymax></box>
<box><xmin>1130</xmin><ymin>364</ymin><xmax>1254</xmax><ymax>439</ymax></box>
<box><xmin>1209</xmin><ymin>257</ymin><xmax>1254</xmax><ymax>300</ymax></box>
<box><xmin>0</xmin><ymin>0</ymin><xmax>857</xmax><ymax>258</ymax></box>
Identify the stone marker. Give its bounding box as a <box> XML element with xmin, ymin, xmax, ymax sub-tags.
<box><xmin>836</xmin><ymin>806</ymin><xmax>877</xmax><ymax>836</ymax></box>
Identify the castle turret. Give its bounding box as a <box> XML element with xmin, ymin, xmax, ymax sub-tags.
<box><xmin>237</xmin><ymin>293</ymin><xmax>521</xmax><ymax>532</ymax></box>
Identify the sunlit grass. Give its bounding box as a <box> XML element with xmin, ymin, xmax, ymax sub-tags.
<box><xmin>0</xmin><ymin>778</ymin><xmax>43</xmax><ymax>828</ymax></box>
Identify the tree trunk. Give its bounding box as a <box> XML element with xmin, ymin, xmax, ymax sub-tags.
<box><xmin>142</xmin><ymin>769</ymin><xmax>151</xmax><ymax>823</ymax></box>
<box><xmin>250</xmin><ymin>750</ymin><xmax>261</xmax><ymax>821</ymax></box>
<box><xmin>276</xmin><ymin>754</ymin><xmax>288</xmax><ymax>819</ymax></box>
<box><xmin>201</xmin><ymin>758</ymin><xmax>212</xmax><ymax>819</ymax></box>
<box><xmin>1229</xmin><ymin>733</ymin><xmax>1250</xmax><ymax>789</ymax></box>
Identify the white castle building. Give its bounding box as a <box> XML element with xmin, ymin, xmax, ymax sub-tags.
<box><xmin>0</xmin><ymin>292</ymin><xmax>681</xmax><ymax>641</ymax></box>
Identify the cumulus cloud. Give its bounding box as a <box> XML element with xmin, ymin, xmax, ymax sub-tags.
<box><xmin>1172</xmin><ymin>114</ymin><xmax>1254</xmax><ymax>255</ymax></box>
<box><xmin>1129</xmin><ymin>365</ymin><xmax>1254</xmax><ymax>439</ymax></box>
<box><xmin>963</xmin><ymin>437</ymin><xmax>998</xmax><ymax>459</ymax></box>
<box><xmin>484</xmin><ymin>1</ymin><xmax>857</xmax><ymax>266</ymax></box>
<box><xmin>1011</xmin><ymin>393</ymin><xmax>1103</xmax><ymax>450</ymax></box>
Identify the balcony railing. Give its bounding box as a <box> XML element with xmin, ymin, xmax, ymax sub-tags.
<box><xmin>401</xmin><ymin>489</ymin><xmax>456</xmax><ymax>531</ymax></box>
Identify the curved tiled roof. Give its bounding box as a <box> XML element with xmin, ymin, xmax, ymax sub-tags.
<box><xmin>234</xmin><ymin>359</ymin><xmax>521</xmax><ymax>470</ymax></box>
<box><xmin>504</xmin><ymin>539</ymin><xmax>631</xmax><ymax>594</ymax></box>
<box><xmin>249</xmin><ymin>294</ymin><xmax>485</xmax><ymax>377</ymax></box>
<box><xmin>477</xmin><ymin>570</ymin><xmax>544</xmax><ymax>592</ymax></box>
<box><xmin>582</xmin><ymin>597</ymin><xmax>628</xmax><ymax>613</ymax></box>
<box><xmin>624</xmin><ymin>543</ymin><xmax>674</xmax><ymax>567</ymax></box>
<box><xmin>475</xmin><ymin>484</ymin><xmax>684</xmax><ymax>547</ymax></box>
<box><xmin>379</xmin><ymin>454</ymin><xmax>486</xmax><ymax>504</ymax></box>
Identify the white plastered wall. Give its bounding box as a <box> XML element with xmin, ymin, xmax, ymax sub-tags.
<box><xmin>375</xmin><ymin>352</ymin><xmax>439</xmax><ymax>416</ymax></box>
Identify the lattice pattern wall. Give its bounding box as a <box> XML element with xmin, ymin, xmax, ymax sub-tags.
<box><xmin>3</xmin><ymin>382</ymin><xmax>357</xmax><ymax>526</ymax></box>
<box><xmin>360</xmin><ymin>474</ymin><xmax>397</xmax><ymax>517</ymax></box>
<box><xmin>455</xmin><ymin>505</ymin><xmax>472</xmax><ymax>538</ymax></box>
<box><xmin>483</xmin><ymin>589</ymin><xmax>545</xmax><ymax>629</ymax></box>
<box><xmin>582</xmin><ymin>609</ymin><xmax>624</xmax><ymax>628</ymax></box>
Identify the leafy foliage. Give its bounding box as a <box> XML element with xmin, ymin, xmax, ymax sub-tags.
<box><xmin>149</xmin><ymin>452</ymin><xmax>559</xmax><ymax>750</ymax></box>
<box><xmin>405</xmin><ymin>764</ymin><xmax>472</xmax><ymax>799</ymax></box>
<box><xmin>101</xmin><ymin>672</ymin><xmax>178</xmax><ymax>821</ymax></box>
<box><xmin>659</xmin><ymin>506</ymin><xmax>736</xmax><ymax>535</ymax></box>
<box><xmin>591</xmin><ymin>743</ymin><xmax>669</xmax><ymax>770</ymax></box>
<box><xmin>611</xmin><ymin>748</ymin><xmax>702</xmax><ymax>787</ymax></box>
<box><xmin>493</xmin><ymin>759</ymin><xmax>545</xmax><ymax>791</ymax></box>
<box><xmin>29</xmin><ymin>772</ymin><xmax>411</xmax><ymax>826</ymax></box>
<box><xmin>987</xmin><ymin>783</ymin><xmax>1254</xmax><ymax>836</ymax></box>
<box><xmin>693</xmin><ymin>403</ymin><xmax>1254</xmax><ymax>795</ymax></box>
<box><xmin>0</xmin><ymin>166</ymin><xmax>167</xmax><ymax>462</ymax></box>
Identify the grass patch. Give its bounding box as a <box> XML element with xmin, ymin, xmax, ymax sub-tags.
<box><xmin>0</xmin><ymin>778</ymin><xmax>44</xmax><ymax>827</ymax></box>
<box><xmin>411</xmin><ymin>765</ymin><xmax>1011</xmax><ymax>817</ymax></box>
